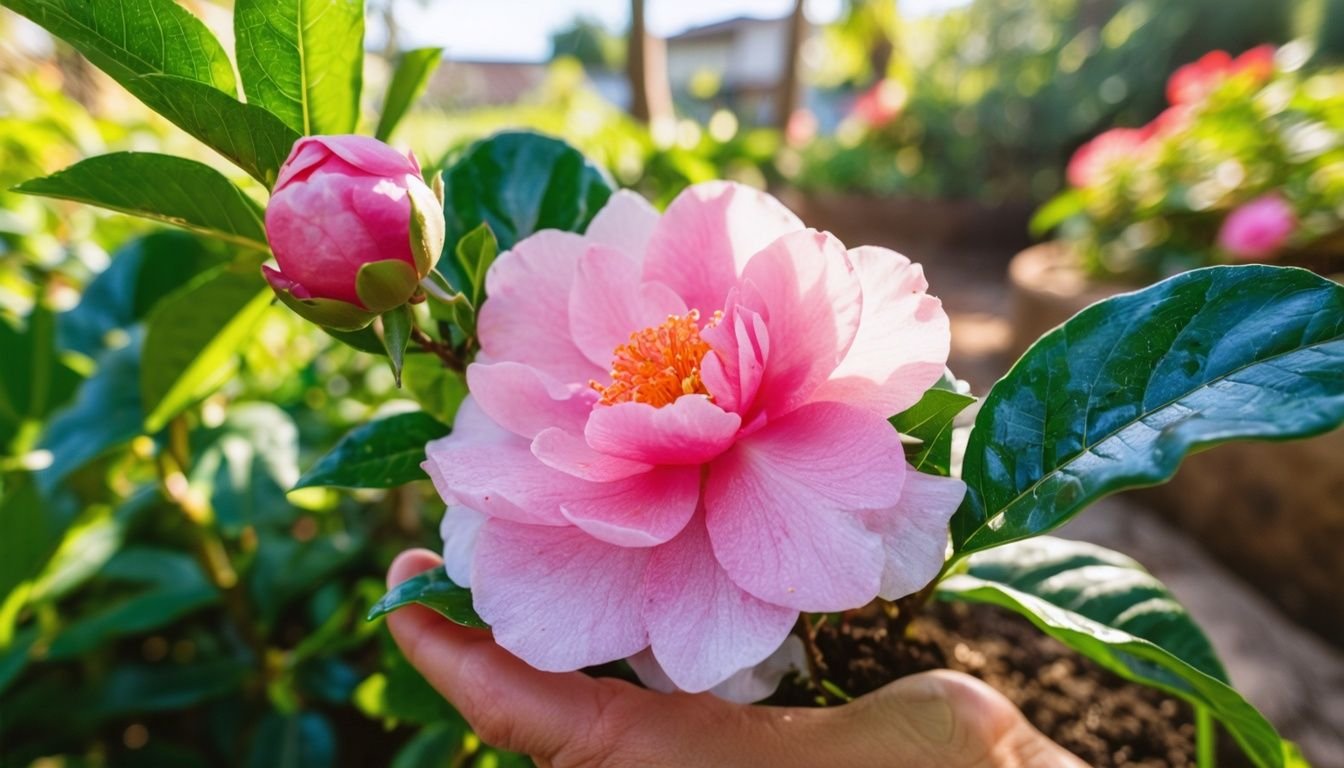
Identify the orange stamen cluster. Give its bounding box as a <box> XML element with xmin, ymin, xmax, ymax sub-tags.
<box><xmin>592</xmin><ymin>311</ymin><xmax>716</xmax><ymax>407</ymax></box>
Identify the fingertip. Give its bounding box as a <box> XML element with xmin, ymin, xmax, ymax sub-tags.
<box><xmin>388</xmin><ymin>548</ymin><xmax>443</xmax><ymax>587</ymax></box>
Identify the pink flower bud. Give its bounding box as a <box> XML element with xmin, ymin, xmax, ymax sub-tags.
<box><xmin>263</xmin><ymin>135</ymin><xmax>443</xmax><ymax>326</ymax></box>
<box><xmin>1218</xmin><ymin>195</ymin><xmax>1296</xmax><ymax>260</ymax></box>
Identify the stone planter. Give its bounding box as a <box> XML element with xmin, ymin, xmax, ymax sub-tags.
<box><xmin>1007</xmin><ymin>242</ymin><xmax>1344</xmax><ymax>646</ymax></box>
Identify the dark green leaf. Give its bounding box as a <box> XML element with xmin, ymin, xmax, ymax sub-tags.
<box><xmin>294</xmin><ymin>410</ymin><xmax>448</xmax><ymax>489</ymax></box>
<box><xmin>440</xmin><ymin>131</ymin><xmax>612</xmax><ymax>292</ymax></box>
<box><xmin>953</xmin><ymin>266</ymin><xmax>1344</xmax><ymax>556</ymax></box>
<box><xmin>248</xmin><ymin>532</ymin><xmax>362</xmax><ymax>625</ymax></box>
<box><xmin>890</xmin><ymin>388</ymin><xmax>975</xmax><ymax>477</ymax></box>
<box><xmin>355</xmin><ymin>649</ymin><xmax>466</xmax><ymax>726</ymax></box>
<box><xmin>2</xmin><ymin>0</ymin><xmax>236</xmax><ymax>97</ymax></box>
<box><xmin>141</xmin><ymin>263</ymin><xmax>272</xmax><ymax>432</ymax></box>
<box><xmin>0</xmin><ymin>475</ymin><xmax>61</xmax><ymax>599</ymax></box>
<box><xmin>0</xmin><ymin>304</ymin><xmax>83</xmax><ymax>441</ymax></box>
<box><xmin>324</xmin><ymin>325</ymin><xmax>386</xmax><ymax>355</ymax></box>
<box><xmin>47</xmin><ymin>571</ymin><xmax>219</xmax><ymax>660</ymax></box>
<box><xmin>375</xmin><ymin>47</ymin><xmax>443</xmax><ymax>141</ymax></box>
<box><xmin>59</xmin><ymin>232</ymin><xmax>227</xmax><ymax>357</ymax></box>
<box><xmin>234</xmin><ymin>0</ymin><xmax>365</xmax><ymax>136</ymax></box>
<box><xmin>37</xmin><ymin>338</ymin><xmax>144</xmax><ymax>492</ymax></box>
<box><xmin>14</xmin><ymin>153</ymin><xmax>267</xmax><ymax>249</ymax></box>
<box><xmin>247</xmin><ymin>712</ymin><xmax>336</xmax><ymax>768</ymax></box>
<box><xmin>367</xmin><ymin>567</ymin><xmax>485</xmax><ymax>629</ymax></box>
<box><xmin>127</xmin><ymin>74</ymin><xmax>302</xmax><ymax>187</ymax></box>
<box><xmin>91</xmin><ymin>660</ymin><xmax>249</xmax><ymax>716</ymax></box>
<box><xmin>939</xmin><ymin>537</ymin><xmax>1283</xmax><ymax>768</ymax></box>
<box><xmin>380</xmin><ymin>306</ymin><xmax>412</xmax><ymax>387</ymax></box>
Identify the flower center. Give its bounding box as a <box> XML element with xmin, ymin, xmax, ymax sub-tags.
<box><xmin>592</xmin><ymin>310</ymin><xmax>716</xmax><ymax>408</ymax></box>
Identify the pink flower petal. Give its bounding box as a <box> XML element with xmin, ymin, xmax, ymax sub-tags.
<box><xmin>628</xmin><ymin>637</ymin><xmax>808</xmax><ymax>703</ymax></box>
<box><xmin>560</xmin><ymin>466</ymin><xmax>700</xmax><ymax>547</ymax></box>
<box><xmin>643</xmin><ymin>514</ymin><xmax>797</xmax><ymax>692</ymax></box>
<box><xmin>568</xmin><ymin>244</ymin><xmax>686</xmax><ymax>368</ymax></box>
<box><xmin>421</xmin><ymin>398</ymin><xmax>580</xmax><ymax>526</ymax></box>
<box><xmin>466</xmin><ymin>361</ymin><xmax>596</xmax><ymax>439</ymax></box>
<box><xmin>705</xmin><ymin>402</ymin><xmax>904</xmax><ymax>611</ymax></box>
<box><xmin>700</xmin><ymin>303</ymin><xmax>769</xmax><ymax>416</ymax></box>
<box><xmin>738</xmin><ymin>230</ymin><xmax>862</xmax><ymax>418</ymax></box>
<box><xmin>531</xmin><ymin>427</ymin><xmax>653</xmax><ymax>482</ymax></box>
<box><xmin>861</xmin><ymin>469</ymin><xmax>965</xmax><ymax>600</ymax></box>
<box><xmin>812</xmin><ymin>246</ymin><xmax>951</xmax><ymax>417</ymax></box>
<box><xmin>643</xmin><ymin>182</ymin><xmax>803</xmax><ymax>315</ymax></box>
<box><xmin>585</xmin><ymin>189</ymin><xmax>661</xmax><ymax>260</ymax></box>
<box><xmin>477</xmin><ymin>230</ymin><xmax>604</xmax><ymax>384</ymax></box>
<box><xmin>440</xmin><ymin>504</ymin><xmax>486</xmax><ymax>587</ymax></box>
<box><xmin>585</xmin><ymin>396</ymin><xmax>741</xmax><ymax>465</ymax></box>
<box><xmin>472</xmin><ymin>520</ymin><xmax>651</xmax><ymax>671</ymax></box>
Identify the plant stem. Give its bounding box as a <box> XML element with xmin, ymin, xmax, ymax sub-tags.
<box><xmin>1195</xmin><ymin>706</ymin><xmax>1216</xmax><ymax>768</ymax></box>
<box><xmin>795</xmin><ymin>613</ymin><xmax>830</xmax><ymax>701</ymax></box>
<box><xmin>410</xmin><ymin>325</ymin><xmax>465</xmax><ymax>372</ymax></box>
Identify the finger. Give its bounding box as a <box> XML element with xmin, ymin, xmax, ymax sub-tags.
<box><xmin>384</xmin><ymin>549</ymin><xmax>615</xmax><ymax>759</ymax></box>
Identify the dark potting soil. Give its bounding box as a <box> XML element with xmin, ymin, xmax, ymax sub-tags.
<box><xmin>768</xmin><ymin>601</ymin><xmax>1251</xmax><ymax>768</ymax></box>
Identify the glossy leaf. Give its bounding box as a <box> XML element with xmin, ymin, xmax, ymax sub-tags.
<box><xmin>127</xmin><ymin>74</ymin><xmax>302</xmax><ymax>187</ymax></box>
<box><xmin>294</xmin><ymin>410</ymin><xmax>448</xmax><ymax>489</ymax></box>
<box><xmin>58</xmin><ymin>232</ymin><xmax>227</xmax><ymax>357</ymax></box>
<box><xmin>15</xmin><ymin>153</ymin><xmax>267</xmax><ymax>249</ymax></box>
<box><xmin>234</xmin><ymin>0</ymin><xmax>364</xmax><ymax>136</ymax></box>
<box><xmin>374</xmin><ymin>47</ymin><xmax>443</xmax><ymax>141</ymax></box>
<box><xmin>953</xmin><ymin>266</ymin><xmax>1344</xmax><ymax>555</ymax></box>
<box><xmin>939</xmin><ymin>537</ymin><xmax>1283</xmax><ymax>768</ymax></box>
<box><xmin>141</xmin><ymin>264</ymin><xmax>273</xmax><ymax>432</ymax></box>
<box><xmin>2</xmin><ymin>0</ymin><xmax>236</xmax><ymax>97</ymax></box>
<box><xmin>439</xmin><ymin>131</ymin><xmax>612</xmax><ymax>292</ymax></box>
<box><xmin>890</xmin><ymin>388</ymin><xmax>975</xmax><ymax>477</ymax></box>
<box><xmin>455</xmin><ymin>222</ymin><xmax>499</xmax><ymax>313</ymax></box>
<box><xmin>367</xmin><ymin>567</ymin><xmax>485</xmax><ymax>629</ymax></box>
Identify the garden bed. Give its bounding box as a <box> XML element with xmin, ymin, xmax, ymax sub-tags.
<box><xmin>770</xmin><ymin>601</ymin><xmax>1249</xmax><ymax>768</ymax></box>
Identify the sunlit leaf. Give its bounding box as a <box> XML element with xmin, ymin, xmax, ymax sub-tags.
<box><xmin>375</xmin><ymin>47</ymin><xmax>443</xmax><ymax>141</ymax></box>
<box><xmin>953</xmin><ymin>266</ymin><xmax>1344</xmax><ymax>555</ymax></box>
<box><xmin>890</xmin><ymin>387</ymin><xmax>975</xmax><ymax>476</ymax></box>
<box><xmin>234</xmin><ymin>0</ymin><xmax>365</xmax><ymax>136</ymax></box>
<box><xmin>367</xmin><ymin>567</ymin><xmax>485</xmax><ymax>629</ymax></box>
<box><xmin>294</xmin><ymin>410</ymin><xmax>448</xmax><ymax>489</ymax></box>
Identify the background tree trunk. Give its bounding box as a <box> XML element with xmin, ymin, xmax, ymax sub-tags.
<box><xmin>776</xmin><ymin>0</ymin><xmax>807</xmax><ymax>131</ymax></box>
<box><xmin>626</xmin><ymin>0</ymin><xmax>672</xmax><ymax>125</ymax></box>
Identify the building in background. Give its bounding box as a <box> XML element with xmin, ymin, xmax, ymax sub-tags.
<box><xmin>665</xmin><ymin>15</ymin><xmax>806</xmax><ymax>125</ymax></box>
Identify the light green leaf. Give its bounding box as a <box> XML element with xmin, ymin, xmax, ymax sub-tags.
<box><xmin>952</xmin><ymin>266</ymin><xmax>1344</xmax><ymax>556</ymax></box>
<box><xmin>141</xmin><ymin>264</ymin><xmax>273</xmax><ymax>432</ymax></box>
<box><xmin>294</xmin><ymin>410</ymin><xmax>448</xmax><ymax>489</ymax></box>
<box><xmin>402</xmin><ymin>355</ymin><xmax>467</xmax><ymax>425</ymax></box>
<box><xmin>128</xmin><ymin>74</ymin><xmax>302</xmax><ymax>187</ymax></box>
<box><xmin>940</xmin><ymin>537</ymin><xmax>1284</xmax><ymax>768</ymax></box>
<box><xmin>367</xmin><ymin>567</ymin><xmax>485</xmax><ymax>629</ymax></box>
<box><xmin>234</xmin><ymin>0</ymin><xmax>365</xmax><ymax>135</ymax></box>
<box><xmin>2</xmin><ymin>0</ymin><xmax>236</xmax><ymax>97</ymax></box>
<box><xmin>454</xmin><ymin>222</ymin><xmax>499</xmax><ymax>313</ymax></box>
<box><xmin>14</xmin><ymin>153</ymin><xmax>267</xmax><ymax>249</ymax></box>
<box><xmin>375</xmin><ymin>47</ymin><xmax>443</xmax><ymax>141</ymax></box>
<box><xmin>890</xmin><ymin>388</ymin><xmax>975</xmax><ymax>476</ymax></box>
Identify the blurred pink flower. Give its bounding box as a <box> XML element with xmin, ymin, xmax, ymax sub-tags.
<box><xmin>424</xmin><ymin>182</ymin><xmax>962</xmax><ymax>698</ymax></box>
<box><xmin>1167</xmin><ymin>45</ymin><xmax>1276</xmax><ymax>106</ymax></box>
<box><xmin>851</xmin><ymin>79</ymin><xmax>907</xmax><ymax>128</ymax></box>
<box><xmin>1218</xmin><ymin>194</ymin><xmax>1296</xmax><ymax>260</ymax></box>
<box><xmin>1067</xmin><ymin>128</ymin><xmax>1148</xmax><ymax>188</ymax></box>
<box><xmin>264</xmin><ymin>135</ymin><xmax>435</xmax><ymax>309</ymax></box>
<box><xmin>786</xmin><ymin>108</ymin><xmax>819</xmax><ymax>147</ymax></box>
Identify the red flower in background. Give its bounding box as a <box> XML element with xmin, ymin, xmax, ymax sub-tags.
<box><xmin>1066</xmin><ymin>128</ymin><xmax>1148</xmax><ymax>188</ymax></box>
<box><xmin>1167</xmin><ymin>45</ymin><xmax>1276</xmax><ymax>105</ymax></box>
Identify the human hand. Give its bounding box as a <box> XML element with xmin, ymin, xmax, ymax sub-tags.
<box><xmin>386</xmin><ymin>549</ymin><xmax>1087</xmax><ymax>768</ymax></box>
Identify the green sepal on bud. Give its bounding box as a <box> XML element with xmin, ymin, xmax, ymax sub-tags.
<box><xmin>356</xmin><ymin>259</ymin><xmax>421</xmax><ymax>314</ymax></box>
<box><xmin>408</xmin><ymin>171</ymin><xmax>446</xmax><ymax>278</ymax></box>
<box><xmin>270</xmin><ymin>286</ymin><xmax>379</xmax><ymax>332</ymax></box>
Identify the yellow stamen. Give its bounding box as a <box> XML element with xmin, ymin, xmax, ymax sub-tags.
<box><xmin>592</xmin><ymin>311</ymin><xmax>717</xmax><ymax>407</ymax></box>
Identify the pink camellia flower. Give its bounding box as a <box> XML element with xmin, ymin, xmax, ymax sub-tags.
<box><xmin>1218</xmin><ymin>194</ymin><xmax>1296</xmax><ymax>260</ymax></box>
<box><xmin>263</xmin><ymin>135</ymin><xmax>443</xmax><ymax>330</ymax></box>
<box><xmin>424</xmin><ymin>181</ymin><xmax>963</xmax><ymax>700</ymax></box>
<box><xmin>1167</xmin><ymin>46</ymin><xmax>1276</xmax><ymax>106</ymax></box>
<box><xmin>1066</xmin><ymin>127</ymin><xmax>1148</xmax><ymax>188</ymax></box>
